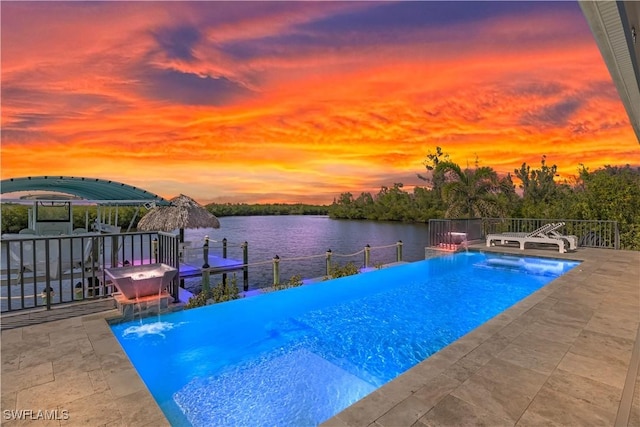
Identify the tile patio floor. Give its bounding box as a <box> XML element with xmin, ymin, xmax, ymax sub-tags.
<box><xmin>1</xmin><ymin>246</ymin><xmax>639</xmax><ymax>426</ymax></box>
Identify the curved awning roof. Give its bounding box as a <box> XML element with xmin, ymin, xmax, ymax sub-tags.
<box><xmin>0</xmin><ymin>176</ymin><xmax>169</xmax><ymax>205</ymax></box>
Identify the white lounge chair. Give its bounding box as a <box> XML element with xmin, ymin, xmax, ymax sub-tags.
<box><xmin>548</xmin><ymin>229</ymin><xmax>578</xmax><ymax>250</ymax></box>
<box><xmin>486</xmin><ymin>222</ymin><xmax>557</xmax><ymax>240</ymax></box>
<box><xmin>536</xmin><ymin>222</ymin><xmax>578</xmax><ymax>250</ymax></box>
<box><xmin>486</xmin><ymin>222</ymin><xmax>567</xmax><ymax>253</ymax></box>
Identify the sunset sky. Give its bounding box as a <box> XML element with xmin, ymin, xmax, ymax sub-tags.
<box><xmin>1</xmin><ymin>1</ymin><xmax>638</xmax><ymax>204</ymax></box>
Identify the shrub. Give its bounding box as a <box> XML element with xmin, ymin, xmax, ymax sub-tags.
<box><xmin>185</xmin><ymin>275</ymin><xmax>240</xmax><ymax>309</ymax></box>
<box><xmin>265</xmin><ymin>274</ymin><xmax>304</xmax><ymax>293</ymax></box>
<box><xmin>325</xmin><ymin>262</ymin><xmax>360</xmax><ymax>279</ymax></box>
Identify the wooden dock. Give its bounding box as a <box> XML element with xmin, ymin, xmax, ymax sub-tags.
<box><xmin>179</xmin><ymin>254</ymin><xmax>244</xmax><ymax>278</ymax></box>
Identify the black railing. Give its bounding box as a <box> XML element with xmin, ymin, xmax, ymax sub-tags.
<box><xmin>0</xmin><ymin>231</ymin><xmax>180</xmax><ymax>312</ymax></box>
<box><xmin>482</xmin><ymin>218</ymin><xmax>620</xmax><ymax>249</ymax></box>
<box><xmin>157</xmin><ymin>231</ymin><xmax>181</xmax><ymax>301</ymax></box>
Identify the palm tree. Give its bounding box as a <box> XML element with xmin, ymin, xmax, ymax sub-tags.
<box><xmin>434</xmin><ymin>160</ymin><xmax>504</xmax><ymax>218</ymax></box>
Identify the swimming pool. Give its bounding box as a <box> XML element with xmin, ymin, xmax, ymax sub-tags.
<box><xmin>111</xmin><ymin>251</ymin><xmax>579</xmax><ymax>426</ymax></box>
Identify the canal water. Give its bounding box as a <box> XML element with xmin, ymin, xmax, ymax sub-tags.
<box><xmin>184</xmin><ymin>215</ymin><xmax>429</xmax><ymax>290</ymax></box>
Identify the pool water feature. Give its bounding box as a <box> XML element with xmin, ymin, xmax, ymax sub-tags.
<box><xmin>104</xmin><ymin>263</ymin><xmax>178</xmax><ymax>299</ymax></box>
<box><xmin>111</xmin><ymin>252</ymin><xmax>579</xmax><ymax>426</ymax></box>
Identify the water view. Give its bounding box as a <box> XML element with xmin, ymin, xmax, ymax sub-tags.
<box><xmin>0</xmin><ymin>216</ymin><xmax>428</xmax><ymax>311</ymax></box>
<box><xmin>183</xmin><ymin>215</ymin><xmax>430</xmax><ymax>290</ymax></box>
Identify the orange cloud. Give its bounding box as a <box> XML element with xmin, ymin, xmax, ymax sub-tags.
<box><xmin>1</xmin><ymin>2</ymin><xmax>637</xmax><ymax>204</ymax></box>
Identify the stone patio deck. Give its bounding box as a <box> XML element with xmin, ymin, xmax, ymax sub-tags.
<box><xmin>1</xmin><ymin>246</ymin><xmax>639</xmax><ymax>426</ymax></box>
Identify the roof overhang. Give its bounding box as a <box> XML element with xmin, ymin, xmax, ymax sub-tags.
<box><xmin>580</xmin><ymin>1</ymin><xmax>640</xmax><ymax>142</ymax></box>
<box><xmin>0</xmin><ymin>176</ymin><xmax>170</xmax><ymax>205</ymax></box>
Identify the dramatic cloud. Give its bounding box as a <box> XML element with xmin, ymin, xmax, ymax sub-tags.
<box><xmin>153</xmin><ymin>26</ymin><xmax>202</xmax><ymax>62</ymax></box>
<box><xmin>135</xmin><ymin>67</ymin><xmax>255</xmax><ymax>106</ymax></box>
<box><xmin>520</xmin><ymin>97</ymin><xmax>584</xmax><ymax>128</ymax></box>
<box><xmin>0</xmin><ymin>1</ymin><xmax>637</xmax><ymax>204</ymax></box>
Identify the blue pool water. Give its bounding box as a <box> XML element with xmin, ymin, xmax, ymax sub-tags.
<box><xmin>111</xmin><ymin>252</ymin><xmax>579</xmax><ymax>426</ymax></box>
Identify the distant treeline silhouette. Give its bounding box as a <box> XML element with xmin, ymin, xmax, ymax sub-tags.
<box><xmin>328</xmin><ymin>148</ymin><xmax>640</xmax><ymax>250</ymax></box>
<box><xmin>206</xmin><ymin>203</ymin><xmax>329</xmax><ymax>217</ymax></box>
<box><xmin>2</xmin><ymin>148</ymin><xmax>639</xmax><ymax>249</ymax></box>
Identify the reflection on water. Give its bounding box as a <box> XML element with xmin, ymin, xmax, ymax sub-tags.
<box><xmin>184</xmin><ymin>216</ymin><xmax>429</xmax><ymax>289</ymax></box>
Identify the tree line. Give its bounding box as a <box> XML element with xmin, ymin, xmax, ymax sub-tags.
<box><xmin>205</xmin><ymin>203</ymin><xmax>329</xmax><ymax>217</ymax></box>
<box><xmin>2</xmin><ymin>147</ymin><xmax>638</xmax><ymax>249</ymax></box>
<box><xmin>328</xmin><ymin>148</ymin><xmax>640</xmax><ymax>250</ymax></box>
<box><xmin>0</xmin><ymin>202</ymin><xmax>330</xmax><ymax>234</ymax></box>
<box><xmin>0</xmin><ymin>204</ymin><xmax>145</xmax><ymax>234</ymax></box>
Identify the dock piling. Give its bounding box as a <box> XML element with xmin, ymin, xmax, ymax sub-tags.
<box><xmin>203</xmin><ymin>236</ymin><xmax>210</xmax><ymax>269</ymax></box>
<box><xmin>273</xmin><ymin>255</ymin><xmax>280</xmax><ymax>286</ymax></box>
<box><xmin>222</xmin><ymin>238</ymin><xmax>227</xmax><ymax>285</ymax></box>
<box><xmin>202</xmin><ymin>268</ymin><xmax>210</xmax><ymax>293</ymax></box>
<box><xmin>364</xmin><ymin>244</ymin><xmax>371</xmax><ymax>268</ymax></box>
<box><xmin>242</xmin><ymin>242</ymin><xmax>249</xmax><ymax>291</ymax></box>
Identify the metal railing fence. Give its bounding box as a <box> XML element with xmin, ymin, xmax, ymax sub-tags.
<box><xmin>482</xmin><ymin>218</ymin><xmax>620</xmax><ymax>249</ymax></box>
<box><xmin>1</xmin><ymin>231</ymin><xmax>180</xmax><ymax>313</ymax></box>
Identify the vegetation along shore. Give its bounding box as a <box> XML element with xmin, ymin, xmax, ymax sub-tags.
<box><xmin>2</xmin><ymin>148</ymin><xmax>638</xmax><ymax>249</ymax></box>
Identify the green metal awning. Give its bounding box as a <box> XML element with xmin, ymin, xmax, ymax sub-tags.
<box><xmin>0</xmin><ymin>176</ymin><xmax>169</xmax><ymax>205</ymax></box>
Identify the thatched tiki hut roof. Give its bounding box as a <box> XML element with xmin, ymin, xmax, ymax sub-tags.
<box><xmin>137</xmin><ymin>194</ymin><xmax>220</xmax><ymax>233</ymax></box>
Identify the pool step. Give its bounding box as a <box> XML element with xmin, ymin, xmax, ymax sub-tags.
<box><xmin>173</xmin><ymin>348</ymin><xmax>376</xmax><ymax>426</ymax></box>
